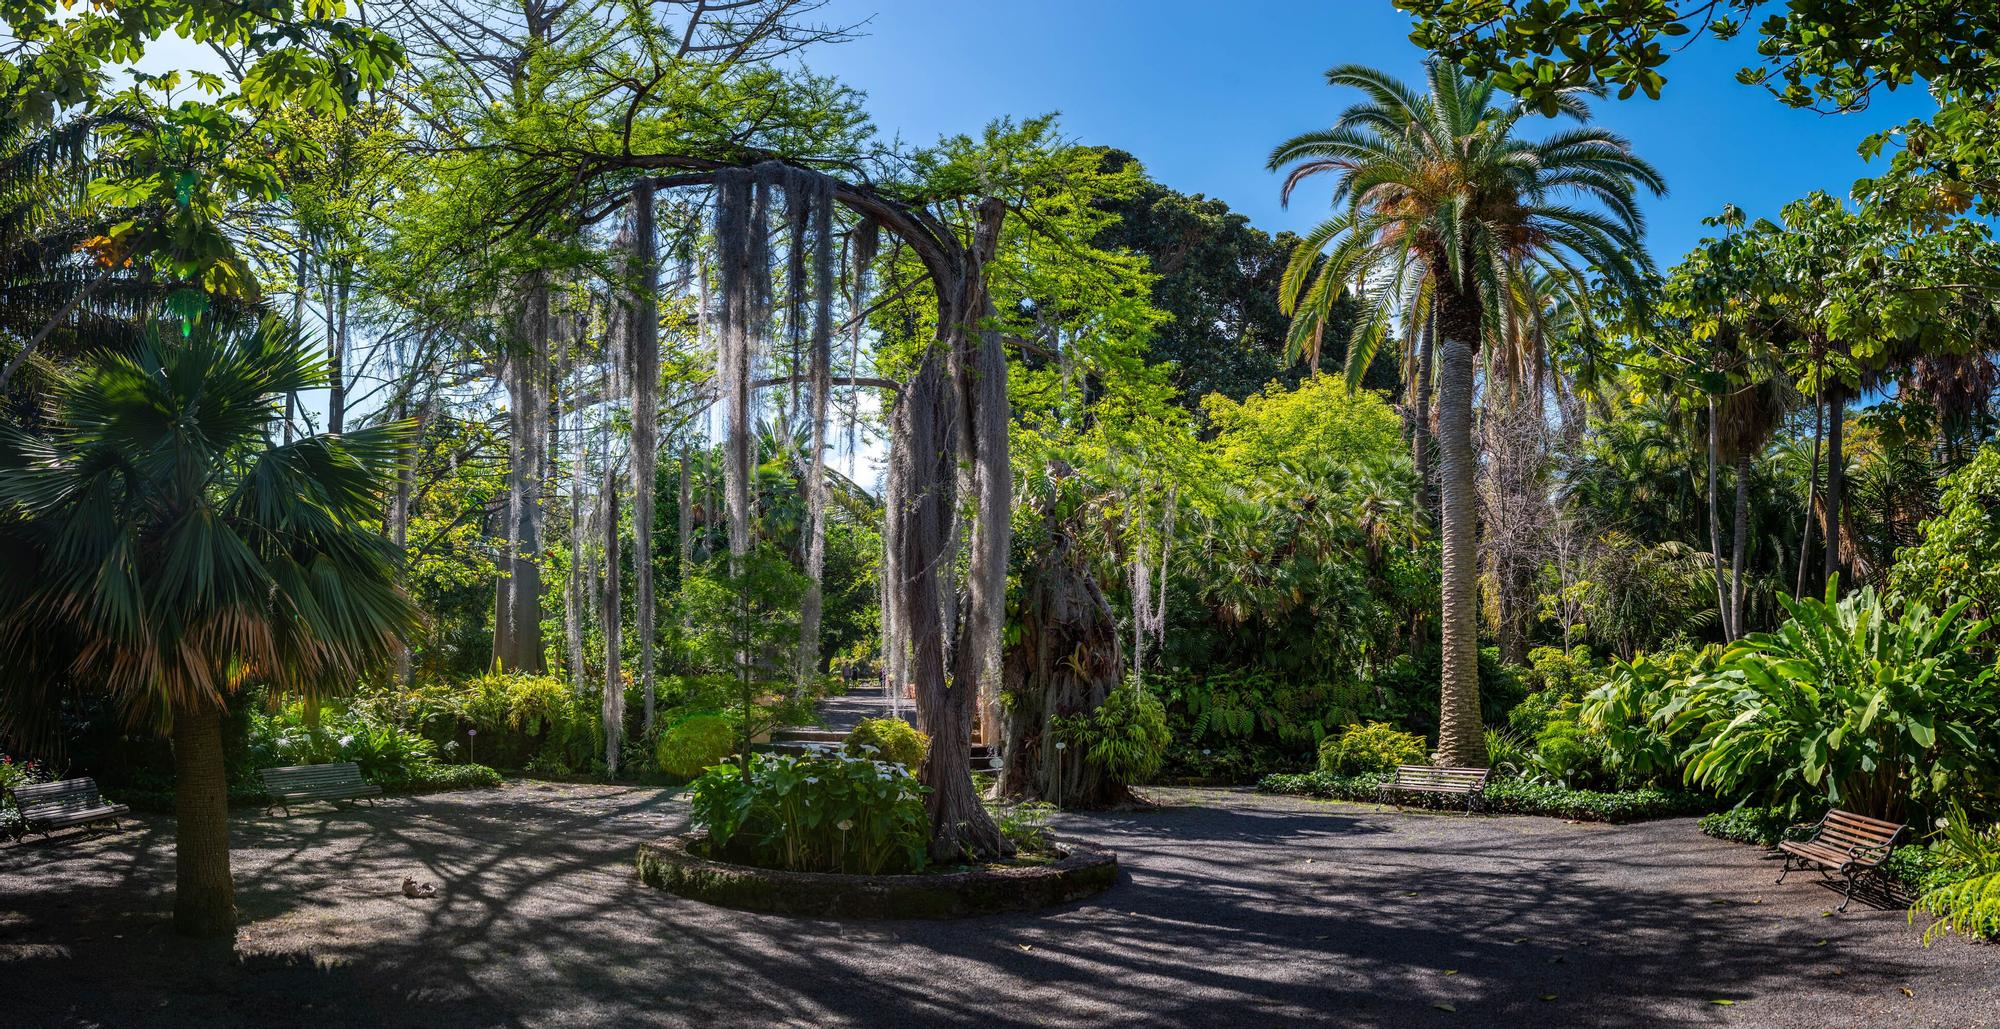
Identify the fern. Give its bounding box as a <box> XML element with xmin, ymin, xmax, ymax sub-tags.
<box><xmin>1911</xmin><ymin>807</ymin><xmax>2000</xmax><ymax>944</ymax></box>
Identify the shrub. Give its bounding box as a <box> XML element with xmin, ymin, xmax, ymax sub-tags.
<box><xmin>1484</xmin><ymin>727</ymin><xmax>1532</xmax><ymax>777</ymax></box>
<box><xmin>1072</xmin><ymin>686</ymin><xmax>1171</xmax><ymax>785</ymax></box>
<box><xmin>1697</xmin><ymin>806</ymin><xmax>1819</xmax><ymax>847</ymax></box>
<box><xmin>246</xmin><ymin>707</ymin><xmax>438</xmax><ymax>781</ymax></box>
<box><xmin>1909</xmin><ymin>807</ymin><xmax>2000</xmax><ymax>943</ymax></box>
<box><xmin>1528</xmin><ymin>716</ymin><xmax>1612</xmax><ymax>789</ymax></box>
<box><xmin>1666</xmin><ymin>584</ymin><xmax>1999</xmax><ymax>819</ymax></box>
<box><xmin>845</xmin><ymin>717</ymin><xmax>929</xmax><ymax>768</ymax></box>
<box><xmin>0</xmin><ymin>754</ymin><xmax>52</xmax><ymax>836</ymax></box>
<box><xmin>374</xmin><ymin>762</ymin><xmax>503</xmax><ymax>793</ymax></box>
<box><xmin>992</xmin><ymin>800</ymin><xmax>1057</xmax><ymax>855</ymax></box>
<box><xmin>688</xmin><ymin>751</ymin><xmax>929</xmax><ymax>875</ymax></box>
<box><xmin>1579</xmin><ymin>646</ymin><xmax>1717</xmax><ymax>783</ymax></box>
<box><xmin>1892</xmin><ymin>445</ymin><xmax>2000</xmax><ymax>627</ymax></box>
<box><xmin>1257</xmin><ymin>770</ymin><xmax>1710</xmax><ymax>823</ymax></box>
<box><xmin>656</xmin><ymin>714</ymin><xmax>738</xmax><ymax>780</ymax></box>
<box><xmin>1317</xmin><ymin>722</ymin><xmax>1427</xmax><ymax>777</ymax></box>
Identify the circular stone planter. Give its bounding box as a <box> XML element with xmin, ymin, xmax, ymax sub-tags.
<box><xmin>634</xmin><ymin>832</ymin><xmax>1117</xmax><ymax>918</ymax></box>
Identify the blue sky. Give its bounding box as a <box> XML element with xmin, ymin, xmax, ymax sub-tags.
<box><xmin>803</xmin><ymin>0</ymin><xmax>1937</xmax><ymax>265</ymax></box>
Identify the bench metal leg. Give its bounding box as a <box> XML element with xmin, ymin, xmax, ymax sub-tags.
<box><xmin>1775</xmin><ymin>855</ymin><xmax>1794</xmax><ymax>885</ymax></box>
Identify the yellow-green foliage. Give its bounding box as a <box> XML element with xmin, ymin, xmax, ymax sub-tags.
<box><xmin>657</xmin><ymin>714</ymin><xmax>737</xmax><ymax>779</ymax></box>
<box><xmin>1318</xmin><ymin>721</ymin><xmax>1427</xmax><ymax>776</ymax></box>
<box><xmin>845</xmin><ymin>717</ymin><xmax>929</xmax><ymax>768</ymax></box>
<box><xmin>1201</xmin><ymin>373</ymin><xmax>1404</xmax><ymax>477</ymax></box>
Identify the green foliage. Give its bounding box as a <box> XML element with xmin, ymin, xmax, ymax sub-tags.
<box><xmin>1316</xmin><ymin>722</ymin><xmax>1427</xmax><ymax>777</ymax></box>
<box><xmin>1697</xmin><ymin>807</ymin><xmax>1819</xmax><ymax>848</ymax></box>
<box><xmin>1258</xmin><ymin>771</ymin><xmax>1711</xmax><ymax>823</ymax></box>
<box><xmin>1894</xmin><ymin>446</ymin><xmax>2000</xmax><ymax>625</ymax></box>
<box><xmin>656</xmin><ymin>714</ymin><xmax>738</xmax><ymax>780</ymax></box>
<box><xmin>247</xmin><ymin>707</ymin><xmax>435</xmax><ymax>781</ymax></box>
<box><xmin>0</xmin><ymin>753</ymin><xmax>52</xmax><ymax>835</ymax></box>
<box><xmin>386</xmin><ymin>673</ymin><xmax>600</xmax><ymax>775</ymax></box>
<box><xmin>1052</xmin><ymin>685</ymin><xmax>1172</xmax><ymax>787</ymax></box>
<box><xmin>1910</xmin><ymin>807</ymin><xmax>2000</xmax><ymax>944</ymax></box>
<box><xmin>1579</xmin><ymin>646</ymin><xmax>1720</xmax><ymax>781</ymax></box>
<box><xmin>1483</xmin><ymin>728</ymin><xmax>1533</xmax><ymax>777</ymax></box>
<box><xmin>373</xmin><ymin>762</ymin><xmax>502</xmax><ymax>793</ymax></box>
<box><xmin>0</xmin><ymin>319</ymin><xmax>418</xmax><ymax>741</ymax></box>
<box><xmin>1528</xmin><ymin>717</ymin><xmax>1611</xmax><ymax>789</ymax></box>
<box><xmin>844</xmin><ymin>718</ymin><xmax>928</xmax><ymax>769</ymax></box>
<box><xmin>688</xmin><ymin>752</ymin><xmax>929</xmax><ymax>875</ymax></box>
<box><xmin>1664</xmin><ymin>584</ymin><xmax>1999</xmax><ymax>819</ymax></box>
<box><xmin>1201</xmin><ymin>375</ymin><xmax>1405</xmax><ymax>478</ymax></box>
<box><xmin>990</xmin><ymin>800</ymin><xmax>1057</xmax><ymax>856</ymax></box>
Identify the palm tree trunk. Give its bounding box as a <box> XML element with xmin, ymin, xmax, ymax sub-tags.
<box><xmin>1707</xmin><ymin>397</ymin><xmax>1730</xmax><ymax>639</ymax></box>
<box><xmin>1433</xmin><ymin>328</ymin><xmax>1486</xmax><ymax>767</ymax></box>
<box><xmin>1823</xmin><ymin>385</ymin><xmax>1845</xmax><ymax>593</ymax></box>
<box><xmin>172</xmin><ymin>702</ymin><xmax>235</xmax><ymax>937</ymax></box>
<box><xmin>1795</xmin><ymin>389</ymin><xmax>1822</xmax><ymax>599</ymax></box>
<box><xmin>1731</xmin><ymin>450</ymin><xmax>1751</xmax><ymax>636</ymax></box>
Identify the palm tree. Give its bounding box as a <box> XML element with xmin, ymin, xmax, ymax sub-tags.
<box><xmin>1269</xmin><ymin>62</ymin><xmax>1662</xmax><ymax>765</ymax></box>
<box><xmin>0</xmin><ymin>318</ymin><xmax>417</xmax><ymax>937</ymax></box>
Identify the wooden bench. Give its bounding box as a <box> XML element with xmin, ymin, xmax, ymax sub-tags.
<box><xmin>1776</xmin><ymin>808</ymin><xmax>1905</xmax><ymax>911</ymax></box>
<box><xmin>10</xmin><ymin>778</ymin><xmax>129</xmax><ymax>841</ymax></box>
<box><xmin>1379</xmin><ymin>765</ymin><xmax>1491</xmax><ymax>814</ymax></box>
<box><xmin>259</xmin><ymin>762</ymin><xmax>381</xmax><ymax>816</ymax></box>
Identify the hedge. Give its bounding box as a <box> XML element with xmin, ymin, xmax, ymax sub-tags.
<box><xmin>1258</xmin><ymin>770</ymin><xmax>1712</xmax><ymax>824</ymax></box>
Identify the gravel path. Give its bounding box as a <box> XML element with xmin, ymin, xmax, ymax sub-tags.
<box><xmin>2</xmin><ymin>783</ymin><xmax>1995</xmax><ymax>1027</ymax></box>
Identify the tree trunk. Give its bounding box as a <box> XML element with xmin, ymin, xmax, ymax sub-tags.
<box><xmin>629</xmin><ymin>179</ymin><xmax>661</xmax><ymax>738</ymax></box>
<box><xmin>1795</xmin><ymin>389</ymin><xmax>1822</xmax><ymax>600</ymax></box>
<box><xmin>1707</xmin><ymin>396</ymin><xmax>1730</xmax><ymax>639</ymax></box>
<box><xmin>1432</xmin><ymin>297</ymin><xmax>1487</xmax><ymax>767</ymax></box>
<box><xmin>326</xmin><ymin>261</ymin><xmax>350</xmax><ymax>436</ymax></box>
<box><xmin>901</xmin><ymin>355</ymin><xmax>1009</xmax><ymax>859</ymax></box>
<box><xmin>1823</xmin><ymin>385</ymin><xmax>1845</xmax><ymax>593</ymax></box>
<box><xmin>496</xmin><ymin>273</ymin><xmax>551</xmax><ymax>672</ymax></box>
<box><xmin>1001</xmin><ymin>488</ymin><xmax>1127</xmax><ymax>808</ymax></box>
<box><xmin>171</xmin><ymin>702</ymin><xmax>235</xmax><ymax>937</ymax></box>
<box><xmin>1731</xmin><ymin>450</ymin><xmax>1751</xmax><ymax>637</ymax></box>
<box><xmin>389</xmin><ymin>401</ymin><xmax>426</xmax><ymax>686</ymax></box>
<box><xmin>602</xmin><ymin>461</ymin><xmax>624</xmax><ymax>776</ymax></box>
<box><xmin>955</xmin><ymin>199</ymin><xmax>1012</xmax><ymax>753</ymax></box>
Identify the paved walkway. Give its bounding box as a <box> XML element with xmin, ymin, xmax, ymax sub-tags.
<box><xmin>2</xmin><ymin>784</ymin><xmax>1995</xmax><ymax>1027</ymax></box>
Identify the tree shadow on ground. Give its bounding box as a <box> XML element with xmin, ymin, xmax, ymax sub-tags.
<box><xmin>0</xmin><ymin>785</ymin><xmax>1988</xmax><ymax>1028</ymax></box>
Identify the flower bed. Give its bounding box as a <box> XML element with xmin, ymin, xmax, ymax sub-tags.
<box><xmin>635</xmin><ymin>831</ymin><xmax>1118</xmax><ymax>918</ymax></box>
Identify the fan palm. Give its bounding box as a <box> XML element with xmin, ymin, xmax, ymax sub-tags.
<box><xmin>0</xmin><ymin>317</ymin><xmax>417</xmax><ymax>937</ymax></box>
<box><xmin>1269</xmin><ymin>62</ymin><xmax>1663</xmax><ymax>764</ymax></box>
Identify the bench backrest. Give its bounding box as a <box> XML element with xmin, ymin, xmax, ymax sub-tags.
<box><xmin>1389</xmin><ymin>765</ymin><xmax>1490</xmax><ymax>791</ymax></box>
<box><xmin>1811</xmin><ymin>809</ymin><xmax>1904</xmax><ymax>851</ymax></box>
<box><xmin>260</xmin><ymin>762</ymin><xmax>367</xmax><ymax>789</ymax></box>
<box><xmin>13</xmin><ymin>778</ymin><xmax>105</xmax><ymax>820</ymax></box>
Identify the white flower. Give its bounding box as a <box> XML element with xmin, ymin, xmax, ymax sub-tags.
<box><xmin>1939</xmin><ymin>818</ymin><xmax>1951</xmax><ymax>829</ymax></box>
<box><xmin>837</xmin><ymin>819</ymin><xmax>854</xmax><ymax>831</ymax></box>
<box><xmin>338</xmin><ymin>735</ymin><xmax>355</xmax><ymax>748</ymax></box>
<box><xmin>1055</xmin><ymin>741</ymin><xmax>1067</xmax><ymax>751</ymax></box>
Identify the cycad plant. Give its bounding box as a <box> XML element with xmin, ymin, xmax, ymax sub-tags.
<box><xmin>0</xmin><ymin>317</ymin><xmax>417</xmax><ymax>936</ymax></box>
<box><xmin>1268</xmin><ymin>62</ymin><xmax>1662</xmax><ymax>764</ymax></box>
